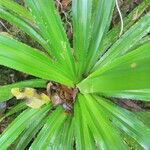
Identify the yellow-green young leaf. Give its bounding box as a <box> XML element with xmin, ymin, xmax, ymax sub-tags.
<box><xmin>11</xmin><ymin>88</ymin><xmax>50</xmax><ymax>109</ymax></box>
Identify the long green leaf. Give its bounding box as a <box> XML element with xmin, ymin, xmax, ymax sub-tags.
<box><xmin>60</xmin><ymin>116</ymin><xmax>74</xmax><ymax>150</ymax></box>
<box><xmin>0</xmin><ymin>0</ymin><xmax>33</xmax><ymax>21</ymax></box>
<box><xmin>0</xmin><ymin>8</ymin><xmax>49</xmax><ymax>51</ymax></box>
<box><xmin>85</xmin><ymin>94</ymin><xmax>127</xmax><ymax>149</ymax></box>
<box><xmin>77</xmin><ymin>94</ymin><xmax>127</xmax><ymax>149</ymax></box>
<box><xmin>78</xmin><ymin>95</ymin><xmax>104</xmax><ymax>148</ymax></box>
<box><xmin>74</xmin><ymin>95</ymin><xmax>96</xmax><ymax>150</ymax></box>
<box><xmin>85</xmin><ymin>0</ymin><xmax>115</xmax><ymax>74</ymax></box>
<box><xmin>94</xmin><ymin>95</ymin><xmax>150</xmax><ymax>149</ymax></box>
<box><xmin>72</xmin><ymin>0</ymin><xmax>92</xmax><ymax>81</ymax></box>
<box><xmin>0</xmin><ymin>105</ymin><xmax>50</xmax><ymax>149</ymax></box>
<box><xmin>100</xmin><ymin>0</ymin><xmax>150</xmax><ymax>57</ymax></box>
<box><xmin>78</xmin><ymin>42</ymin><xmax>150</xmax><ymax>101</ymax></box>
<box><xmin>15</xmin><ymin>104</ymin><xmax>52</xmax><ymax>150</ymax></box>
<box><xmin>136</xmin><ymin>111</ymin><xmax>150</xmax><ymax>127</ymax></box>
<box><xmin>74</xmin><ymin>97</ymin><xmax>86</xmax><ymax>150</ymax></box>
<box><xmin>0</xmin><ymin>35</ymin><xmax>74</xmax><ymax>87</ymax></box>
<box><xmin>0</xmin><ymin>79</ymin><xmax>47</xmax><ymax>102</ymax></box>
<box><xmin>25</xmin><ymin>0</ymin><xmax>76</xmax><ymax>79</ymax></box>
<box><xmin>30</xmin><ymin>107</ymin><xmax>67</xmax><ymax>149</ymax></box>
<box><xmin>50</xmin><ymin>116</ymin><xmax>74</xmax><ymax>150</ymax></box>
<box><xmin>94</xmin><ymin>12</ymin><xmax>150</xmax><ymax>70</ymax></box>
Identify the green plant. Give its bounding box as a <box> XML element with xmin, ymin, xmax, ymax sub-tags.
<box><xmin>0</xmin><ymin>0</ymin><xmax>150</xmax><ymax>149</ymax></box>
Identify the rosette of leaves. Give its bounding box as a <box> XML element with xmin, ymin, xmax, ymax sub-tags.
<box><xmin>0</xmin><ymin>0</ymin><xmax>150</xmax><ymax>149</ymax></box>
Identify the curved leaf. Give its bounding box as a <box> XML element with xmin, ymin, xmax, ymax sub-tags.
<box><xmin>25</xmin><ymin>0</ymin><xmax>76</xmax><ymax>79</ymax></box>
<box><xmin>100</xmin><ymin>0</ymin><xmax>150</xmax><ymax>58</ymax></box>
<box><xmin>0</xmin><ymin>8</ymin><xmax>49</xmax><ymax>51</ymax></box>
<box><xmin>0</xmin><ymin>0</ymin><xmax>33</xmax><ymax>21</ymax></box>
<box><xmin>78</xmin><ymin>42</ymin><xmax>150</xmax><ymax>101</ymax></box>
<box><xmin>15</xmin><ymin>104</ymin><xmax>51</xmax><ymax>150</ymax></box>
<box><xmin>94</xmin><ymin>95</ymin><xmax>150</xmax><ymax>149</ymax></box>
<box><xmin>30</xmin><ymin>106</ymin><xmax>67</xmax><ymax>149</ymax></box>
<box><xmin>0</xmin><ymin>104</ymin><xmax>50</xmax><ymax>149</ymax></box>
<box><xmin>94</xmin><ymin>12</ymin><xmax>150</xmax><ymax>70</ymax></box>
<box><xmin>0</xmin><ymin>35</ymin><xmax>74</xmax><ymax>87</ymax></box>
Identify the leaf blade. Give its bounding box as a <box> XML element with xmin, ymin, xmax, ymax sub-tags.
<box><xmin>30</xmin><ymin>107</ymin><xmax>67</xmax><ymax>149</ymax></box>
<box><xmin>0</xmin><ymin>0</ymin><xmax>33</xmax><ymax>21</ymax></box>
<box><xmin>78</xmin><ymin>42</ymin><xmax>150</xmax><ymax>101</ymax></box>
<box><xmin>0</xmin><ymin>35</ymin><xmax>73</xmax><ymax>86</ymax></box>
<box><xmin>85</xmin><ymin>0</ymin><xmax>115</xmax><ymax>74</ymax></box>
<box><xmin>25</xmin><ymin>0</ymin><xmax>76</xmax><ymax>79</ymax></box>
<box><xmin>0</xmin><ymin>105</ymin><xmax>50</xmax><ymax>149</ymax></box>
<box><xmin>72</xmin><ymin>0</ymin><xmax>92</xmax><ymax>80</ymax></box>
<box><xmin>100</xmin><ymin>0</ymin><xmax>150</xmax><ymax>58</ymax></box>
<box><xmin>94</xmin><ymin>12</ymin><xmax>150</xmax><ymax>70</ymax></box>
<box><xmin>94</xmin><ymin>95</ymin><xmax>150</xmax><ymax>149</ymax></box>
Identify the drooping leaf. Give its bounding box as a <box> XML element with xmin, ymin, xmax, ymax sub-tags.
<box><xmin>30</xmin><ymin>106</ymin><xmax>67</xmax><ymax>149</ymax></box>
<box><xmin>0</xmin><ymin>104</ymin><xmax>50</xmax><ymax>149</ymax></box>
<box><xmin>76</xmin><ymin>94</ymin><xmax>127</xmax><ymax>149</ymax></box>
<box><xmin>0</xmin><ymin>0</ymin><xmax>33</xmax><ymax>21</ymax></box>
<box><xmin>14</xmin><ymin>104</ymin><xmax>52</xmax><ymax>150</ymax></box>
<box><xmin>0</xmin><ymin>8</ymin><xmax>49</xmax><ymax>51</ymax></box>
<box><xmin>0</xmin><ymin>79</ymin><xmax>47</xmax><ymax>102</ymax></box>
<box><xmin>94</xmin><ymin>95</ymin><xmax>150</xmax><ymax>149</ymax></box>
<box><xmin>78</xmin><ymin>42</ymin><xmax>150</xmax><ymax>101</ymax></box>
<box><xmin>11</xmin><ymin>87</ymin><xmax>50</xmax><ymax>109</ymax></box>
<box><xmin>0</xmin><ymin>35</ymin><xmax>74</xmax><ymax>87</ymax></box>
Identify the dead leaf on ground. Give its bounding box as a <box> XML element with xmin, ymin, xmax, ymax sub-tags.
<box><xmin>61</xmin><ymin>0</ymin><xmax>71</xmax><ymax>9</ymax></box>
